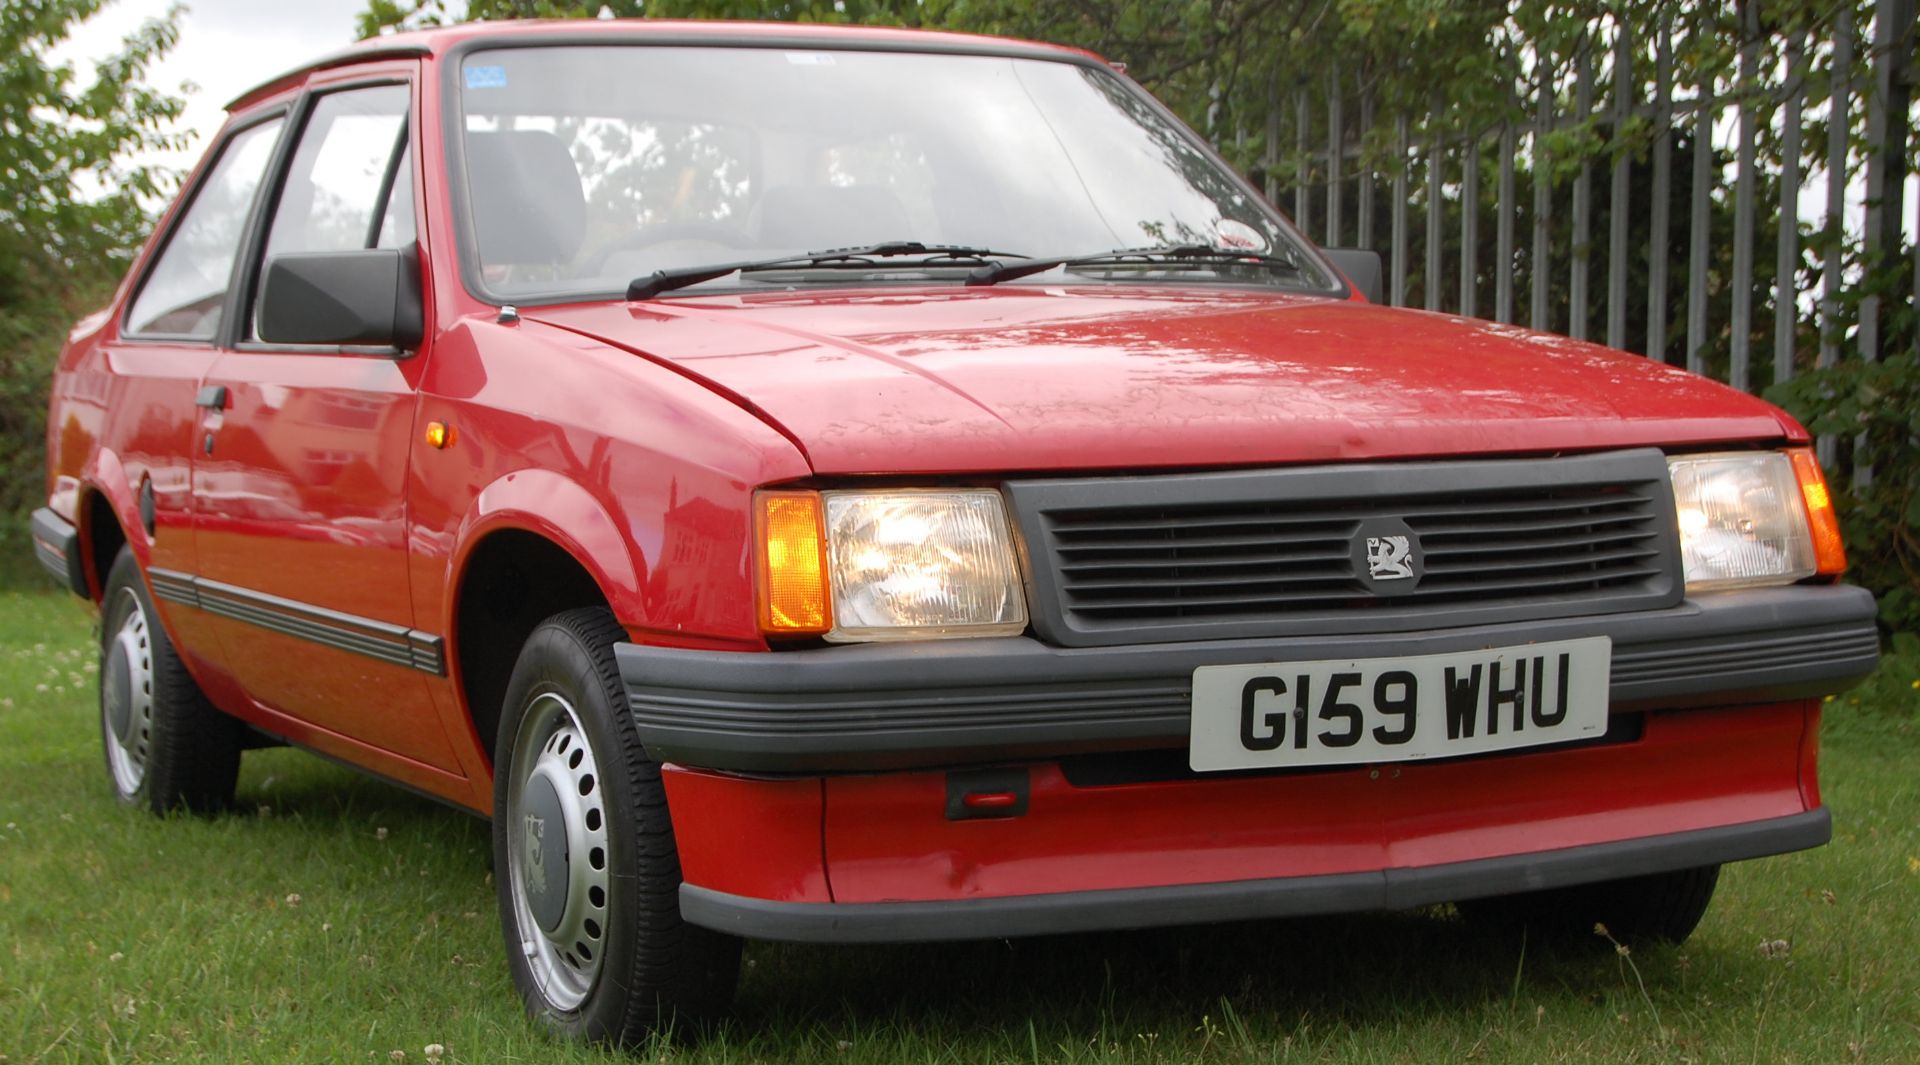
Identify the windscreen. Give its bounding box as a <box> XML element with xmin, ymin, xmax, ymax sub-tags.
<box><xmin>454</xmin><ymin>44</ymin><xmax>1335</xmax><ymax>300</ymax></box>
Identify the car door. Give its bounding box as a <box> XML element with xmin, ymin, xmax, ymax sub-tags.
<box><xmin>107</xmin><ymin>113</ymin><xmax>288</xmax><ymax>697</ymax></box>
<box><xmin>191</xmin><ymin>68</ymin><xmax>461</xmax><ymax>773</ymax></box>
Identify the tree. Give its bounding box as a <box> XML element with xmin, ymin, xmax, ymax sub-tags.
<box><xmin>0</xmin><ymin>0</ymin><xmax>187</xmax><ymax>574</ymax></box>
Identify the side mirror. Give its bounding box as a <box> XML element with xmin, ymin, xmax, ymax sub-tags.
<box><xmin>1322</xmin><ymin>248</ymin><xmax>1384</xmax><ymax>305</ymax></box>
<box><xmin>257</xmin><ymin>247</ymin><xmax>424</xmax><ymax>348</ymax></box>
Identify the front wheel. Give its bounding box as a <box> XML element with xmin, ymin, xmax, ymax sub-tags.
<box><xmin>98</xmin><ymin>545</ymin><xmax>242</xmax><ymax>814</ymax></box>
<box><xmin>493</xmin><ymin>608</ymin><xmax>740</xmax><ymax>1045</ymax></box>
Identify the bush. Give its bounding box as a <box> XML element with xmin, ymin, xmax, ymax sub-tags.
<box><xmin>1767</xmin><ymin>350</ymin><xmax>1920</xmax><ymax>637</ymax></box>
<box><xmin>0</xmin><ymin>1</ymin><xmax>186</xmax><ymax>588</ymax></box>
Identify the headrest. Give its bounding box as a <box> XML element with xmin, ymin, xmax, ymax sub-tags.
<box><xmin>757</xmin><ymin>185</ymin><xmax>912</xmax><ymax>250</ymax></box>
<box><xmin>463</xmin><ymin>129</ymin><xmax>587</xmax><ymax>266</ymax></box>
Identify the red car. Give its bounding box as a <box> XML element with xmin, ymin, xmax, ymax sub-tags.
<box><xmin>32</xmin><ymin>19</ymin><xmax>1877</xmax><ymax>1045</ymax></box>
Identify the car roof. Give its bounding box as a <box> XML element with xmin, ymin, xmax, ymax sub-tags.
<box><xmin>225</xmin><ymin>19</ymin><xmax>1108</xmax><ymax>112</ymax></box>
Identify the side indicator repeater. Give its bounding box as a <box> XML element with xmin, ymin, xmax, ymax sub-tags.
<box><xmin>425</xmin><ymin>421</ymin><xmax>457</xmax><ymax>450</ymax></box>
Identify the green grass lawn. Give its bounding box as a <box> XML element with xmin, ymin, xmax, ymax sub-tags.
<box><xmin>2</xmin><ymin>587</ymin><xmax>1917</xmax><ymax>1064</ymax></box>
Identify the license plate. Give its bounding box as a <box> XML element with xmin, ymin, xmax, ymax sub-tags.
<box><xmin>1189</xmin><ymin>637</ymin><xmax>1612</xmax><ymax>772</ymax></box>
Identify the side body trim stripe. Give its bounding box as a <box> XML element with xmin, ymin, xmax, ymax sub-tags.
<box><xmin>148</xmin><ymin>567</ymin><xmax>445</xmax><ymax>675</ymax></box>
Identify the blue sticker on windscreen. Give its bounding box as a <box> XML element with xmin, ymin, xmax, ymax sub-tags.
<box><xmin>465</xmin><ymin>65</ymin><xmax>508</xmax><ymax>90</ymax></box>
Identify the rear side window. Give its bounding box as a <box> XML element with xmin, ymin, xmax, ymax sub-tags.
<box><xmin>125</xmin><ymin>118</ymin><xmax>284</xmax><ymax>339</ymax></box>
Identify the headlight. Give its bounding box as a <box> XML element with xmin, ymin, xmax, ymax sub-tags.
<box><xmin>1667</xmin><ymin>452</ymin><xmax>1815</xmax><ymax>591</ymax></box>
<box><xmin>753</xmin><ymin>488</ymin><xmax>1028</xmax><ymax>641</ymax></box>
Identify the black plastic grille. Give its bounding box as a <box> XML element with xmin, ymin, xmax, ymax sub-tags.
<box><xmin>1006</xmin><ymin>450</ymin><xmax>1683</xmax><ymax>646</ymax></box>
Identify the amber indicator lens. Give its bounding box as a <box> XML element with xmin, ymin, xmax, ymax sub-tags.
<box><xmin>755</xmin><ymin>491</ymin><xmax>832</xmax><ymax>635</ymax></box>
<box><xmin>425</xmin><ymin>421</ymin><xmax>456</xmax><ymax>449</ymax></box>
<box><xmin>1787</xmin><ymin>447</ymin><xmax>1847</xmax><ymax>575</ymax></box>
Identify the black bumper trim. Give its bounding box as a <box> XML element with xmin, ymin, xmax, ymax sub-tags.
<box><xmin>29</xmin><ymin>508</ymin><xmax>88</xmax><ymax>598</ymax></box>
<box><xmin>620</xmin><ymin>584</ymin><xmax>1878</xmax><ymax>773</ymax></box>
<box><xmin>679</xmin><ymin>809</ymin><xmax>1830</xmax><ymax>943</ymax></box>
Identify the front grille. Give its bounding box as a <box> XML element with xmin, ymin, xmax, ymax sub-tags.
<box><xmin>1006</xmin><ymin>449</ymin><xmax>1682</xmax><ymax>647</ymax></box>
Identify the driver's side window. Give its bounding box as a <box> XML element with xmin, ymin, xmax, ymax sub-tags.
<box><xmin>248</xmin><ymin>84</ymin><xmax>413</xmax><ymax>340</ymax></box>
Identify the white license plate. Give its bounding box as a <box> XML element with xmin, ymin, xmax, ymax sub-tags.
<box><xmin>1189</xmin><ymin>637</ymin><xmax>1612</xmax><ymax>772</ymax></box>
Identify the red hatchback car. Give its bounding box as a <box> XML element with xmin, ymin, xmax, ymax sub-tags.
<box><xmin>33</xmin><ymin>18</ymin><xmax>1878</xmax><ymax>1044</ymax></box>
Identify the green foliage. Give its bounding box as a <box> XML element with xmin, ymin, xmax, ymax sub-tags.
<box><xmin>1768</xmin><ymin>348</ymin><xmax>1920</xmax><ymax>636</ymax></box>
<box><xmin>0</xmin><ymin>0</ymin><xmax>186</xmax><ymax>572</ymax></box>
<box><xmin>1765</xmin><ymin>235</ymin><xmax>1920</xmax><ymax>637</ymax></box>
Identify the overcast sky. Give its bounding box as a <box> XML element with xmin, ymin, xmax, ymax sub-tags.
<box><xmin>51</xmin><ymin>0</ymin><xmax>392</xmax><ymax>175</ymax></box>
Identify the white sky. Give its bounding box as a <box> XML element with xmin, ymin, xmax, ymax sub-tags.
<box><xmin>49</xmin><ymin>0</ymin><xmax>379</xmax><ymax>178</ymax></box>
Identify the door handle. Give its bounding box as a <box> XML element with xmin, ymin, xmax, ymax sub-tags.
<box><xmin>195</xmin><ymin>385</ymin><xmax>228</xmax><ymax>410</ymax></box>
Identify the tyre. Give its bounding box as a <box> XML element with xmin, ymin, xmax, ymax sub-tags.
<box><xmin>493</xmin><ymin>608</ymin><xmax>741</xmax><ymax>1044</ymax></box>
<box><xmin>1459</xmin><ymin>864</ymin><xmax>1721</xmax><ymax>947</ymax></box>
<box><xmin>98</xmin><ymin>545</ymin><xmax>243</xmax><ymax>814</ymax></box>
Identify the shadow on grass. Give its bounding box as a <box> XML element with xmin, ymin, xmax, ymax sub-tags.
<box><xmin>219</xmin><ymin>748</ymin><xmax>1680</xmax><ymax>1048</ymax></box>
<box><xmin>729</xmin><ymin>909</ymin><xmax>1628</xmax><ymax>1038</ymax></box>
<box><xmin>235</xmin><ymin>746</ymin><xmax>482</xmax><ymax>824</ymax></box>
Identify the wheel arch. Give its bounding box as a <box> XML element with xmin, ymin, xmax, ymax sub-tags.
<box><xmin>75</xmin><ymin>451</ymin><xmax>145</xmax><ymax>602</ymax></box>
<box><xmin>447</xmin><ymin>471</ymin><xmax>640</xmax><ymax>768</ymax></box>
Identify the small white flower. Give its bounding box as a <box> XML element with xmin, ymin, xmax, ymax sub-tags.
<box><xmin>376</xmin><ymin>827</ymin><xmax>389</xmax><ymax>840</ymax></box>
<box><xmin>423</xmin><ymin>1045</ymin><xmax>445</xmax><ymax>1062</ymax></box>
<box><xmin>285</xmin><ymin>893</ymin><xmax>302</xmax><ymax>907</ymax></box>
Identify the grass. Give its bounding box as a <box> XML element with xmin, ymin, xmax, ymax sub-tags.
<box><xmin>1</xmin><ymin>587</ymin><xmax>1917</xmax><ymax>1064</ymax></box>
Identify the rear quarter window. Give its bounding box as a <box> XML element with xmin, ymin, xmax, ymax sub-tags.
<box><xmin>125</xmin><ymin>118</ymin><xmax>285</xmax><ymax>340</ymax></box>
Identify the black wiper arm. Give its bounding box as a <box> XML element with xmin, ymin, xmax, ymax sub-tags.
<box><xmin>627</xmin><ymin>242</ymin><xmax>1027</xmax><ymax>300</ymax></box>
<box><xmin>966</xmin><ymin>243</ymin><xmax>1302</xmax><ymax>286</ymax></box>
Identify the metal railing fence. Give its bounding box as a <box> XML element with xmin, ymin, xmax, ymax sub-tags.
<box><xmin>1259</xmin><ymin>0</ymin><xmax>1914</xmax><ymax>407</ymax></box>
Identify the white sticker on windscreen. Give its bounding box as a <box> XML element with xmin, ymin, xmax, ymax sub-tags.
<box><xmin>1214</xmin><ymin>219</ymin><xmax>1268</xmax><ymax>252</ymax></box>
<box><xmin>786</xmin><ymin>52</ymin><xmax>837</xmax><ymax>65</ymax></box>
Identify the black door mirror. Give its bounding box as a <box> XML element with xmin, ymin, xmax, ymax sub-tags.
<box><xmin>257</xmin><ymin>247</ymin><xmax>424</xmax><ymax>348</ymax></box>
<box><xmin>1322</xmin><ymin>248</ymin><xmax>1384</xmax><ymax>305</ymax></box>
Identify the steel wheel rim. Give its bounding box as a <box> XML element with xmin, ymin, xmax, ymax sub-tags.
<box><xmin>504</xmin><ymin>690</ymin><xmax>612</xmax><ymax>1013</ymax></box>
<box><xmin>103</xmin><ymin>588</ymin><xmax>155</xmax><ymax>797</ymax></box>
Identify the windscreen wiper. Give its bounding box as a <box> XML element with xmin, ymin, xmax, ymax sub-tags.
<box><xmin>965</xmin><ymin>243</ymin><xmax>1303</xmax><ymax>286</ymax></box>
<box><xmin>627</xmin><ymin>242</ymin><xmax>1028</xmax><ymax>300</ymax></box>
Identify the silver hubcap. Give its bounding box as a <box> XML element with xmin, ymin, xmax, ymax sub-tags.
<box><xmin>505</xmin><ymin>692</ymin><xmax>611</xmax><ymax>1012</ymax></box>
<box><xmin>103</xmin><ymin>589</ymin><xmax>155</xmax><ymax>797</ymax></box>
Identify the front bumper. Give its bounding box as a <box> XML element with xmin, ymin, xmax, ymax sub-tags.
<box><xmin>29</xmin><ymin>508</ymin><xmax>87</xmax><ymax>598</ymax></box>
<box><xmin>659</xmin><ymin>698</ymin><xmax>1828</xmax><ymax>942</ymax></box>
<box><xmin>681</xmin><ymin>809</ymin><xmax>1831</xmax><ymax>943</ymax></box>
<box><xmin>618</xmin><ymin>584</ymin><xmax>1878</xmax><ymax>773</ymax></box>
